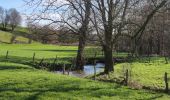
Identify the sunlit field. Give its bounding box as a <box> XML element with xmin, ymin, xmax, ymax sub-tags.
<box><xmin>0</xmin><ymin>62</ymin><xmax>170</xmax><ymax>100</ymax></box>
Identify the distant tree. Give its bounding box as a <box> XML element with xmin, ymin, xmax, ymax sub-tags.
<box><xmin>4</xmin><ymin>10</ymin><xmax>10</xmax><ymax>30</ymax></box>
<box><xmin>0</xmin><ymin>7</ymin><xmax>10</xmax><ymax>30</ymax></box>
<box><xmin>0</xmin><ymin>6</ymin><xmax>3</xmax><ymax>24</ymax></box>
<box><xmin>27</xmin><ymin>23</ymin><xmax>58</xmax><ymax>44</ymax></box>
<box><xmin>9</xmin><ymin>8</ymin><xmax>22</xmax><ymax>32</ymax></box>
<box><xmin>58</xmin><ymin>27</ymin><xmax>78</xmax><ymax>44</ymax></box>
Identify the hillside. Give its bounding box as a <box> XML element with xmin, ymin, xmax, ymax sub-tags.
<box><xmin>0</xmin><ymin>62</ymin><xmax>170</xmax><ymax>100</ymax></box>
<box><xmin>0</xmin><ymin>26</ymin><xmax>37</xmax><ymax>44</ymax></box>
<box><xmin>0</xmin><ymin>30</ymin><xmax>29</xmax><ymax>44</ymax></box>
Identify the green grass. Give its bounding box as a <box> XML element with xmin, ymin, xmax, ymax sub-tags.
<box><xmin>0</xmin><ymin>44</ymin><xmax>170</xmax><ymax>99</ymax></box>
<box><xmin>0</xmin><ymin>44</ymin><xmax>169</xmax><ymax>99</ymax></box>
<box><xmin>97</xmin><ymin>57</ymin><xmax>170</xmax><ymax>91</ymax></box>
<box><xmin>0</xmin><ymin>44</ymin><xmax>78</xmax><ymax>68</ymax></box>
<box><xmin>0</xmin><ymin>62</ymin><xmax>170</xmax><ymax>100</ymax></box>
<box><xmin>0</xmin><ymin>44</ymin><xmax>77</xmax><ymax>58</ymax></box>
<box><xmin>0</xmin><ymin>44</ymin><xmax>127</xmax><ymax>66</ymax></box>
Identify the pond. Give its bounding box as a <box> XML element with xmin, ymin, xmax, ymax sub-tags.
<box><xmin>55</xmin><ymin>63</ymin><xmax>105</xmax><ymax>78</ymax></box>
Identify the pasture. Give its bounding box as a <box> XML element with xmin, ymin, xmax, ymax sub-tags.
<box><xmin>0</xmin><ymin>62</ymin><xmax>170</xmax><ymax>100</ymax></box>
<box><xmin>0</xmin><ymin>44</ymin><xmax>170</xmax><ymax>100</ymax></box>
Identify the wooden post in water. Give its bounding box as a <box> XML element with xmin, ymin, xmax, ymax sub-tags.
<box><xmin>6</xmin><ymin>50</ymin><xmax>9</xmax><ymax>59</ymax></box>
<box><xmin>32</xmin><ymin>52</ymin><xmax>35</xmax><ymax>64</ymax></box>
<box><xmin>63</xmin><ymin>64</ymin><xmax>66</xmax><ymax>75</ymax></box>
<box><xmin>164</xmin><ymin>72</ymin><xmax>169</xmax><ymax>93</ymax></box>
<box><xmin>125</xmin><ymin>69</ymin><xmax>129</xmax><ymax>86</ymax></box>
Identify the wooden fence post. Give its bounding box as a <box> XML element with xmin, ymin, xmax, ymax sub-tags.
<box><xmin>6</xmin><ymin>50</ymin><xmax>9</xmax><ymax>59</ymax></box>
<box><xmin>67</xmin><ymin>67</ymin><xmax>70</xmax><ymax>75</ymax></box>
<box><xmin>71</xmin><ymin>58</ymin><xmax>76</xmax><ymax>68</ymax></box>
<box><xmin>94</xmin><ymin>60</ymin><xmax>96</xmax><ymax>80</ymax></box>
<box><xmin>32</xmin><ymin>52</ymin><xmax>35</xmax><ymax>64</ymax></box>
<box><xmin>125</xmin><ymin>69</ymin><xmax>129</xmax><ymax>86</ymax></box>
<box><xmin>52</xmin><ymin>55</ymin><xmax>58</xmax><ymax>70</ymax></box>
<box><xmin>38</xmin><ymin>58</ymin><xmax>44</xmax><ymax>68</ymax></box>
<box><xmin>63</xmin><ymin>64</ymin><xmax>65</xmax><ymax>75</ymax></box>
<box><xmin>164</xmin><ymin>72</ymin><xmax>169</xmax><ymax>93</ymax></box>
<box><xmin>53</xmin><ymin>55</ymin><xmax>58</xmax><ymax>65</ymax></box>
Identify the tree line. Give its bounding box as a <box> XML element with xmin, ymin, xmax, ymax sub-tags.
<box><xmin>27</xmin><ymin>23</ymin><xmax>79</xmax><ymax>44</ymax></box>
<box><xmin>24</xmin><ymin>0</ymin><xmax>169</xmax><ymax>74</ymax></box>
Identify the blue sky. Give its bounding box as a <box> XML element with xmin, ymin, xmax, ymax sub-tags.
<box><xmin>0</xmin><ymin>0</ymin><xmax>28</xmax><ymax>26</ymax></box>
<box><xmin>0</xmin><ymin>0</ymin><xmax>25</xmax><ymax>11</ymax></box>
<box><xmin>0</xmin><ymin>0</ymin><xmax>61</xmax><ymax>27</ymax></box>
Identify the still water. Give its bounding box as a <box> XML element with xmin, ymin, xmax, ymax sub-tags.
<box><xmin>55</xmin><ymin>63</ymin><xmax>105</xmax><ymax>77</ymax></box>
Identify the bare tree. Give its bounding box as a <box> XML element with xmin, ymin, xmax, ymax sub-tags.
<box><xmin>24</xmin><ymin>0</ymin><xmax>91</xmax><ymax>70</ymax></box>
<box><xmin>0</xmin><ymin>7</ymin><xmax>10</xmax><ymax>30</ymax></box>
<box><xmin>68</xmin><ymin>0</ymin><xmax>91</xmax><ymax>70</ymax></box>
<box><xmin>9</xmin><ymin>8</ymin><xmax>22</xmax><ymax>32</ymax></box>
<box><xmin>24</xmin><ymin>0</ymin><xmax>168</xmax><ymax>73</ymax></box>
<box><xmin>0</xmin><ymin>6</ymin><xmax>3</xmax><ymax>24</ymax></box>
<box><xmin>90</xmin><ymin>0</ymin><xmax>168</xmax><ymax>74</ymax></box>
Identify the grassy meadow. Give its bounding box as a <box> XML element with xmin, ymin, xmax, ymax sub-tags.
<box><xmin>0</xmin><ymin>30</ymin><xmax>170</xmax><ymax>99</ymax></box>
<box><xmin>0</xmin><ymin>44</ymin><xmax>169</xmax><ymax>99</ymax></box>
<box><xmin>0</xmin><ymin>62</ymin><xmax>170</xmax><ymax>100</ymax></box>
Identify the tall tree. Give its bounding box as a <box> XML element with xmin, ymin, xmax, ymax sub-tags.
<box><xmin>90</xmin><ymin>0</ymin><xmax>168</xmax><ymax>74</ymax></box>
<box><xmin>24</xmin><ymin>0</ymin><xmax>91</xmax><ymax>70</ymax></box>
<box><xmin>71</xmin><ymin>0</ymin><xmax>91</xmax><ymax>70</ymax></box>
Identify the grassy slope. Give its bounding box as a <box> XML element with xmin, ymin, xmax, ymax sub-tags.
<box><xmin>97</xmin><ymin>57</ymin><xmax>170</xmax><ymax>90</ymax></box>
<box><xmin>0</xmin><ymin>30</ymin><xmax>29</xmax><ymax>43</ymax></box>
<box><xmin>0</xmin><ymin>62</ymin><xmax>170</xmax><ymax>100</ymax></box>
<box><xmin>0</xmin><ymin>26</ymin><xmax>38</xmax><ymax>44</ymax></box>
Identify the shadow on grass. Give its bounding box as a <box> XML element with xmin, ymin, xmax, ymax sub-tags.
<box><xmin>0</xmin><ymin>56</ymin><xmax>34</xmax><ymax>66</ymax></box>
<box><xmin>0</xmin><ymin>65</ymin><xmax>33</xmax><ymax>70</ymax></box>
<box><xmin>23</xmin><ymin>49</ymin><xmax>78</xmax><ymax>53</ymax></box>
<box><xmin>0</xmin><ymin>56</ymin><xmax>74</xmax><ymax>71</ymax></box>
<box><xmin>0</xmin><ymin>78</ymin><xmax>166</xmax><ymax>100</ymax></box>
<box><xmin>0</xmin><ymin>56</ymin><xmax>73</xmax><ymax>65</ymax></box>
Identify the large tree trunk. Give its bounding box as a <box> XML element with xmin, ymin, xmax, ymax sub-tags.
<box><xmin>75</xmin><ymin>0</ymin><xmax>91</xmax><ymax>71</ymax></box>
<box><xmin>76</xmin><ymin>33</ymin><xmax>86</xmax><ymax>70</ymax></box>
<box><xmin>103</xmin><ymin>28</ymin><xmax>114</xmax><ymax>73</ymax></box>
<box><xmin>157</xmin><ymin>36</ymin><xmax>161</xmax><ymax>55</ymax></box>
<box><xmin>103</xmin><ymin>45</ymin><xmax>113</xmax><ymax>74</ymax></box>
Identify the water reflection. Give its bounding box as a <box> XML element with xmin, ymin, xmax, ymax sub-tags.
<box><xmin>84</xmin><ymin>63</ymin><xmax>105</xmax><ymax>75</ymax></box>
<box><xmin>55</xmin><ymin>63</ymin><xmax>105</xmax><ymax>77</ymax></box>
